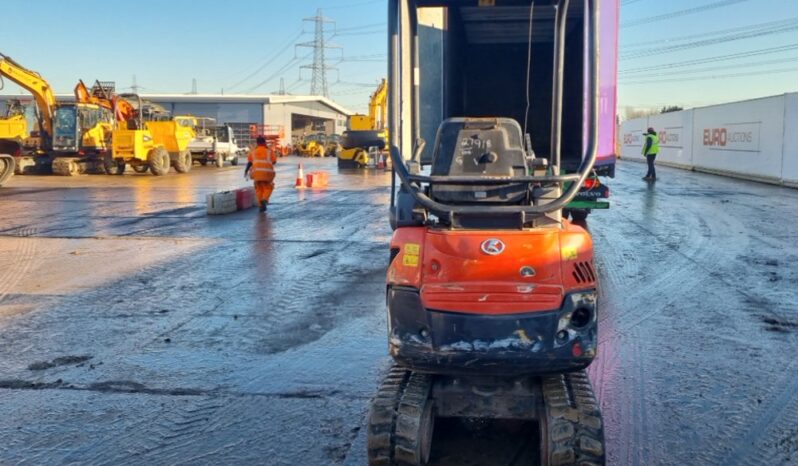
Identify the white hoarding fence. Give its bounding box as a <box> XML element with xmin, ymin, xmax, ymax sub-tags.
<box><xmin>620</xmin><ymin>92</ymin><xmax>798</xmax><ymax>187</ymax></box>
<box><xmin>781</xmin><ymin>93</ymin><xmax>798</xmax><ymax>187</ymax></box>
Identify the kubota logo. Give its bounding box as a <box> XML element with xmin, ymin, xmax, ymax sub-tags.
<box><xmin>481</xmin><ymin>239</ymin><xmax>505</xmax><ymax>256</ymax></box>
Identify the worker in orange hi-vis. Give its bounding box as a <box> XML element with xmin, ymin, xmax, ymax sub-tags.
<box><xmin>244</xmin><ymin>136</ymin><xmax>278</xmax><ymax>212</ymax></box>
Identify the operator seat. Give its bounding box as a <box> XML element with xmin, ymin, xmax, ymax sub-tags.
<box><xmin>429</xmin><ymin>117</ymin><xmax>529</xmax><ymax>205</ymax></box>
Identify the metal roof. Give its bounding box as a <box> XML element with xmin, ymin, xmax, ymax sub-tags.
<box><xmin>140</xmin><ymin>94</ymin><xmax>354</xmax><ymax>116</ymax></box>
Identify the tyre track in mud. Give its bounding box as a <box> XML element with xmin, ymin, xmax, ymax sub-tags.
<box><xmin>724</xmin><ymin>360</ymin><xmax>798</xmax><ymax>466</ymax></box>
<box><xmin>8</xmin><ymin>239</ymin><xmax>388</xmax><ymax>463</ymax></box>
<box><xmin>595</xmin><ymin>164</ymin><xmax>798</xmax><ymax>465</ymax></box>
<box><xmin>0</xmin><ymin>227</ymin><xmax>41</xmax><ymax>312</ymax></box>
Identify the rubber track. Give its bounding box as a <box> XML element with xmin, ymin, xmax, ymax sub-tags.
<box><xmin>393</xmin><ymin>372</ymin><xmax>433</xmax><ymax>465</ymax></box>
<box><xmin>52</xmin><ymin>158</ymin><xmax>79</xmax><ymax>176</ymax></box>
<box><xmin>367</xmin><ymin>365</ymin><xmax>411</xmax><ymax>466</ymax></box>
<box><xmin>542</xmin><ymin>370</ymin><xmax>606</xmax><ymax>466</ymax></box>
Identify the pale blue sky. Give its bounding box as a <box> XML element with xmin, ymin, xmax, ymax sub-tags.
<box><xmin>1</xmin><ymin>0</ymin><xmax>797</xmax><ymax>114</ymax></box>
<box><xmin>619</xmin><ymin>0</ymin><xmax>798</xmax><ymax>111</ymax></box>
<box><xmin>0</xmin><ymin>0</ymin><xmax>387</xmax><ymax>112</ymax></box>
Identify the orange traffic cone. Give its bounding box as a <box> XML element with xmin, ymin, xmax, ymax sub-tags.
<box><xmin>376</xmin><ymin>152</ymin><xmax>385</xmax><ymax>170</ymax></box>
<box><xmin>295</xmin><ymin>163</ymin><xmax>306</xmax><ymax>189</ymax></box>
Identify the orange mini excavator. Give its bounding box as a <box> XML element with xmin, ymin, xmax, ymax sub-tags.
<box><xmin>368</xmin><ymin>0</ymin><xmax>613</xmax><ymax>464</ymax></box>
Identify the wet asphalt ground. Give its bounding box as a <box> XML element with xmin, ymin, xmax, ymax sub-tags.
<box><xmin>0</xmin><ymin>156</ymin><xmax>797</xmax><ymax>465</ymax></box>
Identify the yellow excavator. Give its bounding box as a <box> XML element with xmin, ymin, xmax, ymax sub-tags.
<box><xmin>50</xmin><ymin>80</ymin><xmax>116</xmax><ymax>175</ymax></box>
<box><xmin>0</xmin><ymin>53</ymin><xmax>120</xmax><ymax>176</ymax></box>
<box><xmin>337</xmin><ymin>78</ymin><xmax>389</xmax><ymax>168</ymax></box>
<box><xmin>0</xmin><ymin>53</ymin><xmax>56</xmax><ymax>175</ymax></box>
<box><xmin>0</xmin><ymin>99</ymin><xmax>23</xmax><ymax>185</ymax></box>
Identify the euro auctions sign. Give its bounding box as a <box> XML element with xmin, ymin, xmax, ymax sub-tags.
<box><xmin>702</xmin><ymin>122</ymin><xmax>761</xmax><ymax>153</ymax></box>
<box><xmin>622</xmin><ymin>132</ymin><xmax>642</xmax><ymax>147</ymax></box>
<box><xmin>657</xmin><ymin>127</ymin><xmax>682</xmax><ymax>148</ymax></box>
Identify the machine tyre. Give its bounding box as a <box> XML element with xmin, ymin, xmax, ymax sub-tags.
<box><xmin>215</xmin><ymin>155</ymin><xmax>224</xmax><ymax>168</ymax></box>
<box><xmin>103</xmin><ymin>155</ymin><xmax>126</xmax><ymax>175</ymax></box>
<box><xmin>200</xmin><ymin>160</ymin><xmax>207</xmax><ymax>166</ymax></box>
<box><xmin>132</xmin><ymin>164</ymin><xmax>149</xmax><ymax>174</ymax></box>
<box><xmin>0</xmin><ymin>155</ymin><xmax>15</xmax><ymax>186</ymax></box>
<box><xmin>231</xmin><ymin>155</ymin><xmax>239</xmax><ymax>166</ymax></box>
<box><xmin>148</xmin><ymin>148</ymin><xmax>170</xmax><ymax>176</ymax></box>
<box><xmin>174</xmin><ymin>151</ymin><xmax>192</xmax><ymax>173</ymax></box>
<box><xmin>540</xmin><ymin>371</ymin><xmax>605</xmax><ymax>466</ymax></box>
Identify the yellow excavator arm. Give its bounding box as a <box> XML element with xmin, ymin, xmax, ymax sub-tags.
<box><xmin>0</xmin><ymin>53</ymin><xmax>56</xmax><ymax>137</ymax></box>
<box><xmin>368</xmin><ymin>78</ymin><xmax>388</xmax><ymax>130</ymax></box>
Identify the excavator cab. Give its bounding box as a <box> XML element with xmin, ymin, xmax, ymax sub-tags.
<box><xmin>50</xmin><ymin>103</ymin><xmax>114</xmax><ymax>175</ymax></box>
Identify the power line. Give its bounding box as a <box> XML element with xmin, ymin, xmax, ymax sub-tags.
<box><xmin>620</xmin><ymin>43</ymin><xmax>798</xmax><ymax>74</ymax></box>
<box><xmin>334</xmin><ymin>22</ymin><xmax>385</xmax><ymax>33</ymax></box>
<box><xmin>246</xmin><ymin>52</ymin><xmax>311</xmax><ymax>93</ymax></box>
<box><xmin>621</xmin><ymin>17</ymin><xmax>798</xmax><ymax>50</ymax></box>
<box><xmin>619</xmin><ymin>55</ymin><xmax>798</xmax><ymax>80</ymax></box>
<box><xmin>622</xmin><ymin>0</ymin><xmax>751</xmax><ymax>28</ymax></box>
<box><xmin>621</xmin><ymin>21</ymin><xmax>798</xmax><ymax>59</ymax></box>
<box><xmin>620</xmin><ymin>65</ymin><xmax>798</xmax><ymax>85</ymax></box>
<box><xmin>227</xmin><ymin>29</ymin><xmax>305</xmax><ymax>91</ymax></box>
<box><xmin>324</xmin><ymin>0</ymin><xmax>383</xmax><ymax>10</ymax></box>
<box><xmin>334</xmin><ymin>29</ymin><xmax>386</xmax><ymax>37</ymax></box>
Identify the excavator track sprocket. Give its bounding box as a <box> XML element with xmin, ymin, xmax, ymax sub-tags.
<box><xmin>540</xmin><ymin>370</ymin><xmax>605</xmax><ymax>466</ymax></box>
<box><xmin>367</xmin><ymin>366</ymin><xmax>434</xmax><ymax>466</ymax></box>
<box><xmin>52</xmin><ymin>158</ymin><xmax>83</xmax><ymax>176</ymax></box>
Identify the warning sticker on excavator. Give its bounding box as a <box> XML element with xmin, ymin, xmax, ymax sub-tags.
<box><xmin>405</xmin><ymin>243</ymin><xmax>420</xmax><ymax>255</ymax></box>
<box><xmin>562</xmin><ymin>246</ymin><xmax>578</xmax><ymax>261</ymax></box>
<box><xmin>403</xmin><ymin>254</ymin><xmax>419</xmax><ymax>267</ymax></box>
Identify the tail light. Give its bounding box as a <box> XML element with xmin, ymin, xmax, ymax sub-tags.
<box><xmin>583</xmin><ymin>178</ymin><xmax>598</xmax><ymax>189</ymax></box>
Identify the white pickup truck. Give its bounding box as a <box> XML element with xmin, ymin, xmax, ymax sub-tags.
<box><xmin>188</xmin><ymin>121</ymin><xmax>240</xmax><ymax>167</ymax></box>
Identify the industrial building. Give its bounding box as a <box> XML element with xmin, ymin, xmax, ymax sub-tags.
<box><xmin>142</xmin><ymin>94</ymin><xmax>352</xmax><ymax>148</ymax></box>
<box><xmin>1</xmin><ymin>93</ymin><xmax>352</xmax><ymax>149</ymax></box>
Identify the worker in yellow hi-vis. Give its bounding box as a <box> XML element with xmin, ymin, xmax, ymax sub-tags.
<box><xmin>642</xmin><ymin>127</ymin><xmax>660</xmax><ymax>181</ymax></box>
<box><xmin>244</xmin><ymin>137</ymin><xmax>278</xmax><ymax>212</ymax></box>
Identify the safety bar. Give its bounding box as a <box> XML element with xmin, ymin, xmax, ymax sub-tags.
<box><xmin>117</xmin><ymin>93</ymin><xmax>143</xmax><ymax>129</ymax></box>
<box><xmin>390</xmin><ymin>0</ymin><xmax>599</xmax><ymax>218</ymax></box>
<box><xmin>407</xmin><ymin>173</ymin><xmax>580</xmax><ymax>185</ymax></box>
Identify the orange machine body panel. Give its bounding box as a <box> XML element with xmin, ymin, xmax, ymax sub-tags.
<box><xmin>388</xmin><ymin>222</ymin><xmax>595</xmax><ymax>315</ymax></box>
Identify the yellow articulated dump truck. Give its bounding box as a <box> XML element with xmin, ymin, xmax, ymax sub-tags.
<box><xmin>110</xmin><ymin>94</ymin><xmax>195</xmax><ymax>176</ymax></box>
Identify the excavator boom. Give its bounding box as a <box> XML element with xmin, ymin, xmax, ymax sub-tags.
<box><xmin>368</xmin><ymin>78</ymin><xmax>387</xmax><ymax>130</ymax></box>
<box><xmin>0</xmin><ymin>53</ymin><xmax>56</xmax><ymax>138</ymax></box>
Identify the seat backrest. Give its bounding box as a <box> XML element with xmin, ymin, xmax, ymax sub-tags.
<box><xmin>430</xmin><ymin>118</ymin><xmax>529</xmax><ymax>204</ymax></box>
